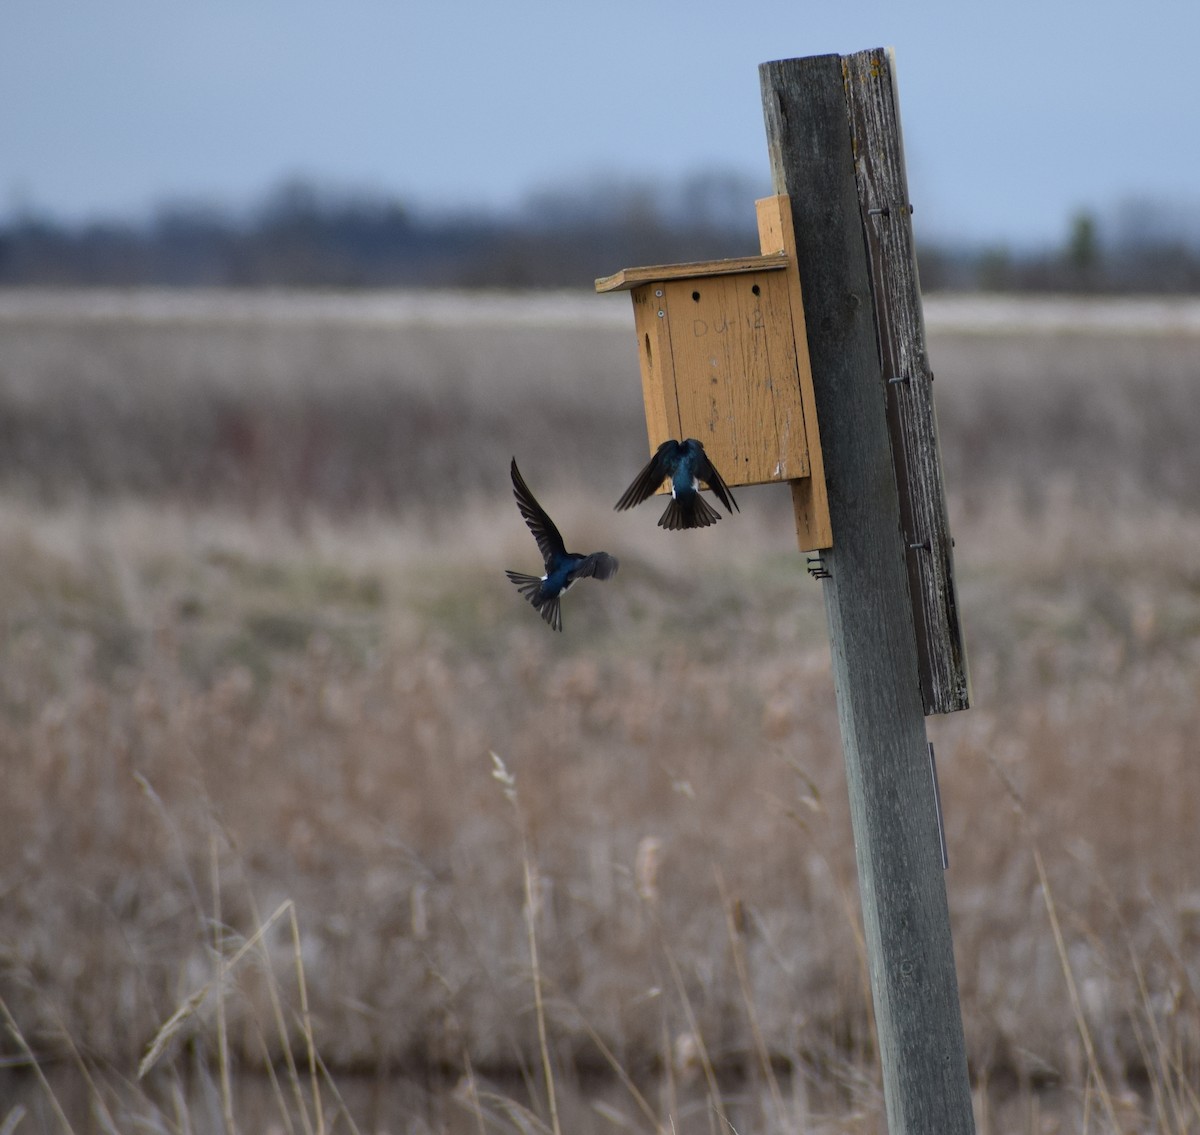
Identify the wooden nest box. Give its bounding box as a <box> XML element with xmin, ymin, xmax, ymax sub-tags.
<box><xmin>595</xmin><ymin>195</ymin><xmax>831</xmax><ymax>550</ymax></box>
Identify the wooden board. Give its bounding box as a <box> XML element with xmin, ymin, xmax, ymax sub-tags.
<box><xmin>628</xmin><ymin>267</ymin><xmax>810</xmax><ymax>490</ymax></box>
<box><xmin>630</xmin><ymin>285</ymin><xmax>681</xmax><ymax>444</ymax></box>
<box><xmin>595</xmin><ymin>253</ymin><xmax>787</xmax><ymax>293</ymax></box>
<box><xmin>842</xmin><ymin>48</ymin><xmax>970</xmax><ymax>714</ymax></box>
<box><xmin>760</xmin><ymin>51</ymin><xmax>975</xmax><ymax>1135</ymax></box>
<box><xmin>756</xmin><ymin>194</ymin><xmax>832</xmax><ymax>550</ymax></box>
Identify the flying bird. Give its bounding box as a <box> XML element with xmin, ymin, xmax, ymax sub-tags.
<box><xmin>615</xmin><ymin>438</ymin><xmax>739</xmax><ymax>530</ymax></box>
<box><xmin>505</xmin><ymin>458</ymin><xmax>619</xmax><ymax>631</ymax></box>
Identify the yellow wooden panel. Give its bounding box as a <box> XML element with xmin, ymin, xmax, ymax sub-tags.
<box><xmin>754</xmin><ymin>262</ymin><xmax>811</xmax><ymax>481</ymax></box>
<box><xmin>638</xmin><ymin>270</ymin><xmax>810</xmax><ymax>489</ymax></box>
<box><xmin>595</xmin><ymin>253</ymin><xmax>788</xmax><ymax>293</ymax></box>
<box><xmin>757</xmin><ymin>194</ymin><xmax>833</xmax><ymax>550</ymax></box>
<box><xmin>631</xmin><ymin>285</ymin><xmax>681</xmax><ymax>447</ymax></box>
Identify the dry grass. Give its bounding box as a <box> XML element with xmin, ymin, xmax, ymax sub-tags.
<box><xmin>2</xmin><ymin>289</ymin><xmax>1200</xmax><ymax>1132</ymax></box>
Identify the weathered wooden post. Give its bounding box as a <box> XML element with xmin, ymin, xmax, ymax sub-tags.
<box><xmin>598</xmin><ymin>46</ymin><xmax>974</xmax><ymax>1134</ymax></box>
<box><xmin>759</xmin><ymin>49</ymin><xmax>974</xmax><ymax>1134</ymax></box>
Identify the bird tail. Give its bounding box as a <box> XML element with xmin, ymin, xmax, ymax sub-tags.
<box><xmin>658</xmin><ymin>493</ymin><xmax>722</xmax><ymax>531</ymax></box>
<box><xmin>505</xmin><ymin>570</ymin><xmax>563</xmax><ymax>631</ymax></box>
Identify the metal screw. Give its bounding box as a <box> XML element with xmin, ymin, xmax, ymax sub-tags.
<box><xmin>806</xmin><ymin>555</ymin><xmax>831</xmax><ymax>580</ymax></box>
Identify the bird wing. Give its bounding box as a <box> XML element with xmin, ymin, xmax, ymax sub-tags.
<box><xmin>568</xmin><ymin>552</ymin><xmax>619</xmax><ymax>582</ymax></box>
<box><xmin>696</xmin><ymin>449</ymin><xmax>740</xmax><ymax>515</ymax></box>
<box><xmin>510</xmin><ymin>458</ymin><xmax>566</xmax><ymax>567</ymax></box>
<box><xmin>614</xmin><ymin>442</ymin><xmax>674</xmax><ymax>511</ymax></box>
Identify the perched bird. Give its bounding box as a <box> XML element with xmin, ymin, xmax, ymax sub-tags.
<box><xmin>615</xmin><ymin>438</ymin><xmax>739</xmax><ymax>530</ymax></box>
<box><xmin>505</xmin><ymin>458</ymin><xmax>618</xmax><ymax>632</ymax></box>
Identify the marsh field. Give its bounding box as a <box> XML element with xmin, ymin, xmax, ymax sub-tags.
<box><xmin>2</xmin><ymin>288</ymin><xmax>1200</xmax><ymax>1133</ymax></box>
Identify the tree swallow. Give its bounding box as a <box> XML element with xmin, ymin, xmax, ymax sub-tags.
<box><xmin>615</xmin><ymin>438</ymin><xmax>739</xmax><ymax>530</ymax></box>
<box><xmin>505</xmin><ymin>458</ymin><xmax>619</xmax><ymax>632</ymax></box>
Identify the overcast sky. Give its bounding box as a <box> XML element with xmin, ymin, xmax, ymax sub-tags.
<box><xmin>3</xmin><ymin>1</ymin><xmax>1198</xmax><ymax>247</ymax></box>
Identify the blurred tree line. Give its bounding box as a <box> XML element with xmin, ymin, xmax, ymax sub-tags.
<box><xmin>2</xmin><ymin>173</ymin><xmax>1199</xmax><ymax>292</ymax></box>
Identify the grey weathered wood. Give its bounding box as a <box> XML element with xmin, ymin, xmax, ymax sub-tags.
<box><xmin>843</xmin><ymin>48</ymin><xmax>970</xmax><ymax>715</ymax></box>
<box><xmin>760</xmin><ymin>54</ymin><xmax>975</xmax><ymax>1135</ymax></box>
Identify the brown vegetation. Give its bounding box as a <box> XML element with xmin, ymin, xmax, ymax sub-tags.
<box><xmin>1</xmin><ymin>291</ymin><xmax>1200</xmax><ymax>1132</ymax></box>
